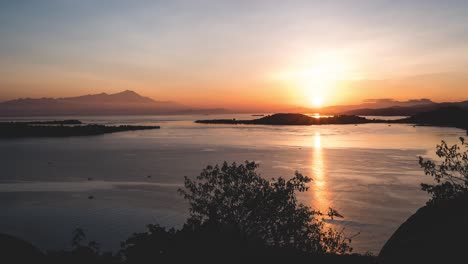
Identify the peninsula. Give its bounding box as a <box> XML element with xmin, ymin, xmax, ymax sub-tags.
<box><xmin>0</xmin><ymin>121</ymin><xmax>160</xmax><ymax>138</ymax></box>
<box><xmin>394</xmin><ymin>106</ymin><xmax>468</xmax><ymax>131</ymax></box>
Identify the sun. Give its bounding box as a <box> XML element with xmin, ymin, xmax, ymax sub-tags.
<box><xmin>300</xmin><ymin>57</ymin><xmax>346</xmax><ymax>108</ymax></box>
<box><xmin>311</xmin><ymin>96</ymin><xmax>324</xmax><ymax>108</ymax></box>
<box><xmin>271</xmin><ymin>51</ymin><xmax>352</xmax><ymax>108</ymax></box>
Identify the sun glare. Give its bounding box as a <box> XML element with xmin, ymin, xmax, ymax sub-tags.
<box><xmin>273</xmin><ymin>52</ymin><xmax>351</xmax><ymax>108</ymax></box>
<box><xmin>312</xmin><ymin>96</ymin><xmax>324</xmax><ymax>107</ymax></box>
<box><xmin>301</xmin><ymin>57</ymin><xmax>345</xmax><ymax>108</ymax></box>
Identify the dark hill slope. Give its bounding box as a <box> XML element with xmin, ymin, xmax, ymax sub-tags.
<box><xmin>379</xmin><ymin>193</ymin><xmax>468</xmax><ymax>264</ymax></box>
<box><xmin>0</xmin><ymin>233</ymin><xmax>44</xmax><ymax>263</ymax></box>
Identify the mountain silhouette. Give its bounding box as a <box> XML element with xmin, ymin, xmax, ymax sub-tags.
<box><xmin>287</xmin><ymin>98</ymin><xmax>438</xmax><ymax>115</ymax></box>
<box><xmin>60</xmin><ymin>90</ymin><xmax>157</xmax><ymax>104</ymax></box>
<box><xmin>0</xmin><ymin>90</ymin><xmax>227</xmax><ymax>116</ymax></box>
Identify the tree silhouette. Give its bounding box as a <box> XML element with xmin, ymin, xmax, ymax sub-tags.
<box><xmin>178</xmin><ymin>161</ymin><xmax>352</xmax><ymax>254</ymax></box>
<box><xmin>47</xmin><ymin>228</ymin><xmax>118</xmax><ymax>264</ymax></box>
<box><xmin>419</xmin><ymin>137</ymin><xmax>468</xmax><ymax>203</ymax></box>
<box><xmin>71</xmin><ymin>228</ymin><xmax>86</xmax><ymax>248</ymax></box>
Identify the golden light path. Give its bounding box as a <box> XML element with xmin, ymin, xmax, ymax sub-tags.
<box><xmin>311</xmin><ymin>131</ymin><xmax>330</xmax><ymax>213</ymax></box>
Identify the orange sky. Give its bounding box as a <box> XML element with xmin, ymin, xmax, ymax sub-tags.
<box><xmin>2</xmin><ymin>72</ymin><xmax>467</xmax><ymax>110</ymax></box>
<box><xmin>1</xmin><ymin>1</ymin><xmax>468</xmax><ymax>110</ymax></box>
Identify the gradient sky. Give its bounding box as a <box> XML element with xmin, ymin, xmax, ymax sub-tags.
<box><xmin>1</xmin><ymin>0</ymin><xmax>468</xmax><ymax>109</ymax></box>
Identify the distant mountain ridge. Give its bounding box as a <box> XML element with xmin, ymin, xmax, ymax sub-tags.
<box><xmin>342</xmin><ymin>100</ymin><xmax>468</xmax><ymax>116</ymax></box>
<box><xmin>317</xmin><ymin>98</ymin><xmax>436</xmax><ymax>114</ymax></box>
<box><xmin>292</xmin><ymin>98</ymin><xmax>468</xmax><ymax>116</ymax></box>
<box><xmin>285</xmin><ymin>98</ymin><xmax>440</xmax><ymax>115</ymax></box>
<box><xmin>0</xmin><ymin>90</ymin><xmax>228</xmax><ymax>116</ymax></box>
<box><xmin>5</xmin><ymin>90</ymin><xmax>167</xmax><ymax>105</ymax></box>
<box><xmin>2</xmin><ymin>90</ymin><xmax>467</xmax><ymax>117</ymax></box>
<box><xmin>59</xmin><ymin>90</ymin><xmax>158</xmax><ymax>104</ymax></box>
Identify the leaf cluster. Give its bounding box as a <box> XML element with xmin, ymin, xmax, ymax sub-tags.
<box><xmin>419</xmin><ymin>137</ymin><xmax>468</xmax><ymax>203</ymax></box>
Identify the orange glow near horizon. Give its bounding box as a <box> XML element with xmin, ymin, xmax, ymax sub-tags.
<box><xmin>1</xmin><ymin>2</ymin><xmax>468</xmax><ymax>109</ymax></box>
<box><xmin>2</xmin><ymin>72</ymin><xmax>468</xmax><ymax>111</ymax></box>
<box><xmin>2</xmin><ymin>50</ymin><xmax>468</xmax><ymax>110</ymax></box>
<box><xmin>270</xmin><ymin>52</ymin><xmax>356</xmax><ymax>108</ymax></box>
<box><xmin>2</xmin><ymin>44</ymin><xmax>468</xmax><ymax>110</ymax></box>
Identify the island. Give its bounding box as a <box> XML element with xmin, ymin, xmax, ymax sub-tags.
<box><xmin>196</xmin><ymin>107</ymin><xmax>468</xmax><ymax>134</ymax></box>
<box><xmin>196</xmin><ymin>113</ymin><xmax>385</xmax><ymax>125</ymax></box>
<box><xmin>0</xmin><ymin>121</ymin><xmax>160</xmax><ymax>138</ymax></box>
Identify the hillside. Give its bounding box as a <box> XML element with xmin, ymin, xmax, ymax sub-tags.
<box><xmin>379</xmin><ymin>193</ymin><xmax>468</xmax><ymax>264</ymax></box>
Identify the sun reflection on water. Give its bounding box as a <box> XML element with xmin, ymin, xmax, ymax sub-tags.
<box><xmin>311</xmin><ymin>132</ymin><xmax>329</xmax><ymax>213</ymax></box>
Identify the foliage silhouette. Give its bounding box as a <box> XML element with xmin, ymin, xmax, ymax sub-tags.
<box><xmin>120</xmin><ymin>161</ymin><xmax>356</xmax><ymax>262</ymax></box>
<box><xmin>178</xmin><ymin>161</ymin><xmax>352</xmax><ymax>254</ymax></box>
<box><xmin>419</xmin><ymin>137</ymin><xmax>468</xmax><ymax>204</ymax></box>
<box><xmin>46</xmin><ymin>228</ymin><xmax>119</xmax><ymax>264</ymax></box>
